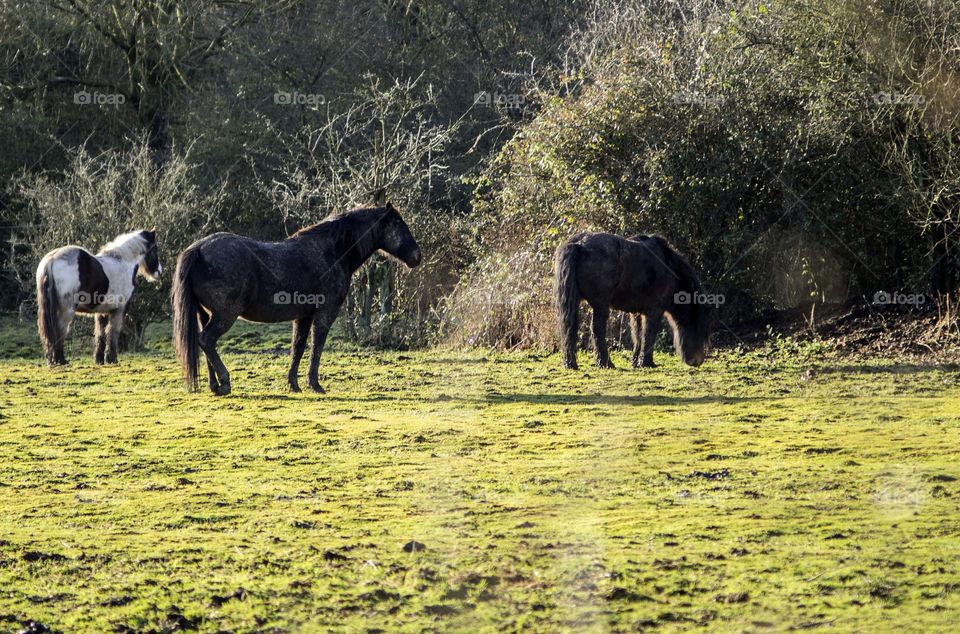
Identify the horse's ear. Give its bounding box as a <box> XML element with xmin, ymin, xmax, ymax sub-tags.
<box><xmin>385</xmin><ymin>201</ymin><xmax>395</xmax><ymax>212</ymax></box>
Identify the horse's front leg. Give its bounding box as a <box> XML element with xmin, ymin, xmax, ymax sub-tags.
<box><xmin>104</xmin><ymin>309</ymin><xmax>124</xmax><ymax>364</ymax></box>
<box><xmin>307</xmin><ymin>311</ymin><xmax>334</xmax><ymax>393</ymax></box>
<box><xmin>639</xmin><ymin>312</ymin><xmax>662</xmax><ymax>368</ymax></box>
<box><xmin>630</xmin><ymin>314</ymin><xmax>643</xmax><ymax>368</ymax></box>
<box><xmin>590</xmin><ymin>302</ymin><xmax>614</xmax><ymax>369</ymax></box>
<box><xmin>94</xmin><ymin>314</ymin><xmax>108</xmax><ymax>364</ymax></box>
<box><xmin>287</xmin><ymin>316</ymin><xmax>311</xmax><ymax>392</ymax></box>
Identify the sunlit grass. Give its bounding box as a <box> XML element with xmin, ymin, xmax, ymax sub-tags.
<box><xmin>0</xmin><ymin>319</ymin><xmax>958</xmax><ymax>631</ymax></box>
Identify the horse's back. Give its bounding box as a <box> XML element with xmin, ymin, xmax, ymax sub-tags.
<box><xmin>36</xmin><ymin>245</ymin><xmax>122</xmax><ymax>311</ymax></box>
<box><xmin>184</xmin><ymin>232</ymin><xmax>332</xmax><ymax>322</ymax></box>
<box><xmin>559</xmin><ymin>233</ymin><xmax>627</xmax><ymax>303</ymax></box>
<box><xmin>36</xmin><ymin>245</ymin><xmax>86</xmax><ymax>289</ymax></box>
<box><xmin>184</xmin><ymin>233</ymin><xmax>260</xmax><ymax>306</ymax></box>
<box><xmin>562</xmin><ymin>231</ymin><xmax>678</xmax><ymax>312</ymax></box>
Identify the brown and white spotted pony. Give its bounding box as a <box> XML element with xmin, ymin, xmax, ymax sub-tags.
<box><xmin>36</xmin><ymin>230</ymin><xmax>162</xmax><ymax>366</ymax></box>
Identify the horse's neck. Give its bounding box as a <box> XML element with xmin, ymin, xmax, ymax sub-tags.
<box><xmin>338</xmin><ymin>219</ymin><xmax>382</xmax><ymax>272</ymax></box>
<box><xmin>100</xmin><ymin>240</ymin><xmax>144</xmax><ymax>266</ymax></box>
<box><xmin>96</xmin><ymin>253</ymin><xmax>138</xmax><ymax>290</ymax></box>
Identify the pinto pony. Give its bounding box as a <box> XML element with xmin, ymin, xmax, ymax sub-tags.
<box><xmin>36</xmin><ymin>230</ymin><xmax>162</xmax><ymax>365</ymax></box>
<box><xmin>172</xmin><ymin>204</ymin><xmax>421</xmax><ymax>395</ymax></box>
<box><xmin>555</xmin><ymin>232</ymin><xmax>713</xmax><ymax>370</ymax></box>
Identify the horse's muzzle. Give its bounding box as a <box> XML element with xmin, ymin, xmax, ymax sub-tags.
<box><xmin>685</xmin><ymin>351</ymin><xmax>706</xmax><ymax>367</ymax></box>
<box><xmin>406</xmin><ymin>248</ymin><xmax>422</xmax><ymax>268</ymax></box>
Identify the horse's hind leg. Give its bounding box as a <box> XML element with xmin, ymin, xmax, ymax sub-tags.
<box><xmin>287</xmin><ymin>316</ymin><xmax>311</xmax><ymax>392</ymax></box>
<box><xmin>198</xmin><ymin>312</ymin><xmax>237</xmax><ymax>395</ymax></box>
<box><xmin>590</xmin><ymin>302</ymin><xmax>614</xmax><ymax>369</ymax></box>
<box><xmin>196</xmin><ymin>311</ymin><xmax>218</xmax><ymax>393</ymax></box>
<box><xmin>52</xmin><ymin>306</ymin><xmax>75</xmax><ymax>366</ymax></box>
<box><xmin>307</xmin><ymin>311</ymin><xmax>334</xmax><ymax>393</ymax></box>
<box><xmin>104</xmin><ymin>309</ymin><xmax>124</xmax><ymax>363</ymax></box>
<box><xmin>94</xmin><ymin>314</ymin><xmax>108</xmax><ymax>364</ymax></box>
<box><xmin>634</xmin><ymin>312</ymin><xmax>662</xmax><ymax>368</ymax></box>
<box><xmin>630</xmin><ymin>314</ymin><xmax>643</xmax><ymax>368</ymax></box>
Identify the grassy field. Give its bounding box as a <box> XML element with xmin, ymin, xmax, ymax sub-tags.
<box><xmin>0</xmin><ymin>319</ymin><xmax>958</xmax><ymax>632</ymax></box>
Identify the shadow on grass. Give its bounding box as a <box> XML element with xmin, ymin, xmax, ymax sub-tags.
<box><xmin>225</xmin><ymin>392</ymin><xmax>759</xmax><ymax>407</ymax></box>
<box><xmin>483</xmin><ymin>393</ymin><xmax>765</xmax><ymax>407</ymax></box>
<box><xmin>815</xmin><ymin>363</ymin><xmax>959</xmax><ymax>375</ymax></box>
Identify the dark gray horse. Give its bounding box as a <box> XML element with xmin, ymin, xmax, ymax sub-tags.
<box><xmin>172</xmin><ymin>204</ymin><xmax>421</xmax><ymax>395</ymax></box>
<box><xmin>555</xmin><ymin>232</ymin><xmax>713</xmax><ymax>370</ymax></box>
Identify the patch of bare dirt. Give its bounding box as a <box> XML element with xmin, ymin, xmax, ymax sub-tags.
<box><xmin>715</xmin><ymin>300</ymin><xmax>960</xmax><ymax>361</ymax></box>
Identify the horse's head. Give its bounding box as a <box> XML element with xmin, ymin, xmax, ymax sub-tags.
<box><xmin>667</xmin><ymin>294</ymin><xmax>715</xmax><ymax>367</ymax></box>
<box><xmin>138</xmin><ymin>229</ymin><xmax>163</xmax><ymax>282</ymax></box>
<box><xmin>379</xmin><ymin>203</ymin><xmax>422</xmax><ymax>268</ymax></box>
<box><xmin>664</xmin><ymin>255</ymin><xmax>714</xmax><ymax>367</ymax></box>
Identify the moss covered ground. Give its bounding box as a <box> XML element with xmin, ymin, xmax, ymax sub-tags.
<box><xmin>0</xmin><ymin>318</ymin><xmax>958</xmax><ymax>632</ymax></box>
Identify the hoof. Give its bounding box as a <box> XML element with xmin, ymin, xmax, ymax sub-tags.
<box><xmin>213</xmin><ymin>383</ymin><xmax>232</xmax><ymax>396</ymax></box>
<box><xmin>597</xmin><ymin>360</ymin><xmax>615</xmax><ymax>369</ymax></box>
<box><xmin>638</xmin><ymin>361</ymin><xmax>656</xmax><ymax>369</ymax></box>
<box><xmin>563</xmin><ymin>361</ymin><xmax>579</xmax><ymax>370</ymax></box>
<box><xmin>309</xmin><ymin>383</ymin><xmax>325</xmax><ymax>394</ymax></box>
<box><xmin>289</xmin><ymin>383</ymin><xmax>302</xmax><ymax>393</ymax></box>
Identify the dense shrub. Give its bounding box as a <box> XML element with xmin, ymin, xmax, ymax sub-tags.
<box><xmin>9</xmin><ymin>140</ymin><xmax>223</xmax><ymax>347</ymax></box>
<box><xmin>445</xmin><ymin>0</ymin><xmax>960</xmax><ymax>348</ymax></box>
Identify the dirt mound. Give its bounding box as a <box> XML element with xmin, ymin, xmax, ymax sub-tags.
<box><xmin>716</xmin><ymin>300</ymin><xmax>960</xmax><ymax>360</ymax></box>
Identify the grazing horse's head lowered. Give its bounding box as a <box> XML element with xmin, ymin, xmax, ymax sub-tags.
<box><xmin>555</xmin><ymin>231</ymin><xmax>714</xmax><ymax>371</ymax></box>
<box><xmin>664</xmin><ymin>269</ymin><xmax>715</xmax><ymax>368</ymax></box>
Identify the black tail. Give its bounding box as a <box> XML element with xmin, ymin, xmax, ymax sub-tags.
<box><xmin>37</xmin><ymin>266</ymin><xmax>62</xmax><ymax>365</ymax></box>
<box><xmin>172</xmin><ymin>245</ymin><xmax>202</xmax><ymax>392</ymax></box>
<box><xmin>555</xmin><ymin>242</ymin><xmax>582</xmax><ymax>369</ymax></box>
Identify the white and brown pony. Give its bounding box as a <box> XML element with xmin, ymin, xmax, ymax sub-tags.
<box><xmin>36</xmin><ymin>230</ymin><xmax>162</xmax><ymax>366</ymax></box>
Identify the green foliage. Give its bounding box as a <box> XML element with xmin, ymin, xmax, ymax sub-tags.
<box><xmin>263</xmin><ymin>77</ymin><xmax>459</xmax><ymax>347</ymax></box>
<box><xmin>3</xmin><ymin>0</ymin><xmax>960</xmax><ymax>348</ymax></box>
<box><xmin>8</xmin><ymin>140</ymin><xmax>223</xmax><ymax>346</ymax></box>
<box><xmin>452</xmin><ymin>0</ymin><xmax>960</xmax><ymax>347</ymax></box>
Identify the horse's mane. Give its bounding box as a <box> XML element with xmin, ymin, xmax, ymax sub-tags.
<box><xmin>290</xmin><ymin>206</ymin><xmax>390</xmax><ymax>269</ymax></box>
<box><xmin>630</xmin><ymin>232</ymin><xmax>712</xmax><ymax>349</ymax></box>
<box><xmin>290</xmin><ymin>206</ymin><xmax>387</xmax><ymax>240</ymax></box>
<box><xmin>98</xmin><ymin>231</ymin><xmax>149</xmax><ymax>260</ymax></box>
<box><xmin>629</xmin><ymin>234</ymin><xmax>702</xmax><ymax>291</ymax></box>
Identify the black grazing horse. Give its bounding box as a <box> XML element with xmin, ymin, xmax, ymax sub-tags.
<box><xmin>172</xmin><ymin>204</ymin><xmax>421</xmax><ymax>395</ymax></box>
<box><xmin>555</xmin><ymin>232</ymin><xmax>714</xmax><ymax>370</ymax></box>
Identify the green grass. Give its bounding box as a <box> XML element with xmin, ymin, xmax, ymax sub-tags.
<box><xmin>0</xmin><ymin>319</ymin><xmax>959</xmax><ymax>632</ymax></box>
